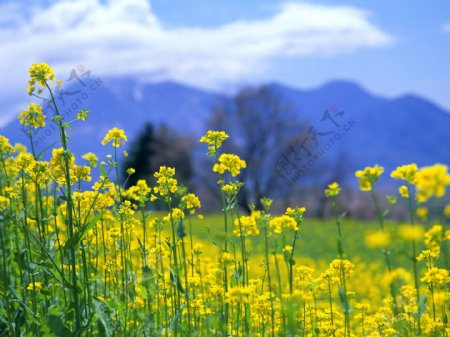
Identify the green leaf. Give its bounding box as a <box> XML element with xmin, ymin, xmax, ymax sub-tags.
<box><xmin>36</xmin><ymin>141</ymin><xmax>59</xmax><ymax>160</ymax></box>
<box><xmin>14</xmin><ymin>308</ymin><xmax>26</xmax><ymax>336</ymax></box>
<box><xmin>414</xmin><ymin>294</ymin><xmax>427</xmax><ymax>318</ymax></box>
<box><xmin>170</xmin><ymin>269</ymin><xmax>185</xmax><ymax>295</ymax></box>
<box><xmin>156</xmin><ymin>325</ymin><xmax>164</xmax><ymax>337</ymax></box>
<box><xmin>338</xmin><ymin>286</ymin><xmax>352</xmax><ymax>314</ymax></box>
<box><xmin>94</xmin><ymin>298</ymin><xmax>117</xmax><ymax>337</ymax></box>
<box><xmin>167</xmin><ymin>304</ymin><xmax>185</xmax><ymax>334</ymax></box>
<box><xmin>99</xmin><ymin>163</ymin><xmax>108</xmax><ymax>178</ymax></box>
<box><xmin>176</xmin><ymin>218</ymin><xmax>186</xmax><ymax>238</ymax></box>
<box><xmin>63</xmin><ymin>213</ymin><xmax>103</xmax><ymax>253</ymax></box>
<box><xmin>212</xmin><ymin>241</ymin><xmax>223</xmax><ymax>251</ymax></box>
<box><xmin>62</xmin><ymin>123</ymin><xmax>72</xmax><ymax>130</ymax></box>
<box><xmin>46</xmin><ymin>314</ymin><xmax>71</xmax><ymax>337</ymax></box>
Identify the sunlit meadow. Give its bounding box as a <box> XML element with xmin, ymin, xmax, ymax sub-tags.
<box><xmin>0</xmin><ymin>63</ymin><xmax>449</xmax><ymax>336</ymax></box>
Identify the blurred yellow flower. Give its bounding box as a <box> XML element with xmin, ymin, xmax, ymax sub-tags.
<box><xmin>444</xmin><ymin>203</ymin><xmax>450</xmax><ymax>217</ymax></box>
<box><xmin>325</xmin><ymin>182</ymin><xmax>341</xmax><ymax>198</ymax></box>
<box><xmin>365</xmin><ymin>230</ymin><xmax>391</xmax><ymax>248</ymax></box>
<box><xmin>398</xmin><ymin>185</ymin><xmax>409</xmax><ymax>198</ymax></box>
<box><xmin>390</xmin><ymin>164</ymin><xmax>417</xmax><ymax>184</ymax></box>
<box><xmin>27</xmin><ymin>281</ymin><xmax>43</xmax><ymax>291</ymax></box>
<box><xmin>82</xmin><ymin>152</ymin><xmax>98</xmax><ymax>167</ymax></box>
<box><xmin>269</xmin><ymin>215</ymin><xmax>298</xmax><ymax>234</ymax></box>
<box><xmin>398</xmin><ymin>224</ymin><xmax>424</xmax><ymax>241</ymax></box>
<box><xmin>414</xmin><ymin>164</ymin><xmax>450</xmax><ymax>203</ymax></box>
<box><xmin>416</xmin><ymin>207</ymin><xmax>428</xmax><ymax>220</ymax></box>
<box><xmin>355</xmin><ymin>165</ymin><xmax>384</xmax><ymax>191</ymax></box>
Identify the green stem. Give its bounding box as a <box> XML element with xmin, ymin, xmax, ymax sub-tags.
<box><xmin>264</xmin><ymin>219</ymin><xmax>275</xmax><ymax>337</ymax></box>
<box><xmin>45</xmin><ymin>81</ymin><xmax>80</xmax><ymax>332</ymax></box>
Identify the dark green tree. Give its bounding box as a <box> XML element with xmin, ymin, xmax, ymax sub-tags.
<box><xmin>122</xmin><ymin>123</ymin><xmax>193</xmax><ymax>191</ymax></box>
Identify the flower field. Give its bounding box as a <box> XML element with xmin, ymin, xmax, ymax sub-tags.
<box><xmin>0</xmin><ymin>63</ymin><xmax>449</xmax><ymax>336</ymax></box>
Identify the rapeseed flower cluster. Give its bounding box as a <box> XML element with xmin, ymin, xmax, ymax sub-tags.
<box><xmin>199</xmin><ymin>130</ymin><xmax>229</xmax><ymax>155</ymax></box>
<box><xmin>18</xmin><ymin>103</ymin><xmax>46</xmax><ymax>128</ymax></box>
<box><xmin>101</xmin><ymin>127</ymin><xmax>127</xmax><ymax>147</ymax></box>
<box><xmin>213</xmin><ymin>153</ymin><xmax>246</xmax><ymax>177</ymax></box>
<box><xmin>153</xmin><ymin>166</ymin><xmax>179</xmax><ymax>197</ymax></box>
<box><xmin>324</xmin><ymin>181</ymin><xmax>341</xmax><ymax>198</ymax></box>
<box><xmin>414</xmin><ymin>164</ymin><xmax>450</xmax><ymax>202</ymax></box>
<box><xmin>27</xmin><ymin>62</ymin><xmax>60</xmax><ymax>95</ymax></box>
<box><xmin>355</xmin><ymin>164</ymin><xmax>384</xmax><ymax>191</ymax></box>
<box><xmin>0</xmin><ymin>63</ymin><xmax>448</xmax><ymax>337</ymax></box>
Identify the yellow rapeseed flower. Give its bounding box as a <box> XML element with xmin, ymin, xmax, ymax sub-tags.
<box><xmin>221</xmin><ymin>182</ymin><xmax>242</xmax><ymax>196</ymax></box>
<box><xmin>285</xmin><ymin>207</ymin><xmax>306</xmax><ymax>225</ymax></box>
<box><xmin>199</xmin><ymin>130</ymin><xmax>229</xmax><ymax>155</ymax></box>
<box><xmin>233</xmin><ymin>210</ymin><xmax>260</xmax><ymax>237</ymax></box>
<box><xmin>77</xmin><ymin>109</ymin><xmax>89</xmax><ymax>121</ymax></box>
<box><xmin>444</xmin><ymin>203</ymin><xmax>450</xmax><ymax>217</ymax></box>
<box><xmin>398</xmin><ymin>185</ymin><xmax>409</xmax><ymax>198</ymax></box>
<box><xmin>283</xmin><ymin>245</ymin><xmax>293</xmax><ymax>254</ymax></box>
<box><xmin>416</xmin><ymin>206</ymin><xmax>428</xmax><ymax>220</ymax></box>
<box><xmin>0</xmin><ymin>196</ymin><xmax>10</xmax><ymax>210</ymax></box>
<box><xmin>0</xmin><ymin>136</ymin><xmax>14</xmax><ymax>155</ymax></box>
<box><xmin>424</xmin><ymin>224</ymin><xmax>445</xmax><ymax>255</ymax></box>
<box><xmin>421</xmin><ymin>267</ymin><xmax>449</xmax><ymax>286</ymax></box>
<box><xmin>226</xmin><ymin>286</ymin><xmax>253</xmax><ymax>304</ymax></box>
<box><xmin>327</xmin><ymin>259</ymin><xmax>355</xmax><ymax>281</ymax></box>
<box><xmin>27</xmin><ymin>62</ymin><xmax>57</xmax><ymax>95</ymax></box>
<box><xmin>153</xmin><ymin>166</ymin><xmax>178</xmax><ymax>196</ymax></box>
<box><xmin>27</xmin><ymin>281</ymin><xmax>43</xmax><ymax>291</ymax></box>
<box><xmin>14</xmin><ymin>143</ymin><xmax>27</xmax><ymax>154</ymax></box>
<box><xmin>324</xmin><ymin>182</ymin><xmax>341</xmax><ymax>198</ymax></box>
<box><xmin>355</xmin><ymin>165</ymin><xmax>384</xmax><ymax>191</ymax></box>
<box><xmin>365</xmin><ymin>230</ymin><xmax>391</xmax><ymax>248</ymax></box>
<box><xmin>182</xmin><ymin>193</ymin><xmax>201</xmax><ymax>210</ymax></box>
<box><xmin>101</xmin><ymin>128</ymin><xmax>127</xmax><ymax>148</ymax></box>
<box><xmin>398</xmin><ymin>224</ymin><xmax>424</xmax><ymax>241</ymax></box>
<box><xmin>269</xmin><ymin>215</ymin><xmax>298</xmax><ymax>234</ymax></box>
<box><xmin>416</xmin><ymin>249</ymin><xmax>439</xmax><ymax>262</ymax></box>
<box><xmin>384</xmin><ymin>268</ymin><xmax>411</xmax><ymax>286</ymax></box>
<box><xmin>414</xmin><ymin>164</ymin><xmax>450</xmax><ymax>203</ymax></box>
<box><xmin>390</xmin><ymin>164</ymin><xmax>417</xmax><ymax>184</ymax></box>
<box><xmin>18</xmin><ymin>103</ymin><xmax>46</xmax><ymax>129</ymax></box>
<box><xmin>82</xmin><ymin>152</ymin><xmax>98</xmax><ymax>167</ymax></box>
<box><xmin>163</xmin><ymin>208</ymin><xmax>184</xmax><ymax>223</ymax></box>
<box><xmin>15</xmin><ymin>153</ymin><xmax>35</xmax><ymax>171</ymax></box>
<box><xmin>213</xmin><ymin>153</ymin><xmax>246</xmax><ymax>177</ymax></box>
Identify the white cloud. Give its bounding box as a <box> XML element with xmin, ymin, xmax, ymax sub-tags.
<box><xmin>0</xmin><ymin>0</ymin><xmax>393</xmax><ymax>124</ymax></box>
<box><xmin>443</xmin><ymin>23</ymin><xmax>450</xmax><ymax>33</ymax></box>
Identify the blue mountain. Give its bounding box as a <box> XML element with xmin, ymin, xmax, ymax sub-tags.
<box><xmin>1</xmin><ymin>77</ymin><xmax>449</xmax><ymax>177</ymax></box>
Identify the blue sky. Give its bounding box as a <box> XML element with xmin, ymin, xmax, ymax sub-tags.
<box><xmin>1</xmin><ymin>0</ymin><xmax>449</xmax><ymax>126</ymax></box>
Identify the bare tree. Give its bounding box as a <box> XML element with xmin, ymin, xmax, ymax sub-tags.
<box><xmin>206</xmin><ymin>85</ymin><xmax>306</xmax><ymax>212</ymax></box>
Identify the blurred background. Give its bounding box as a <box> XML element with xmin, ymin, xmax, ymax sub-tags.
<box><xmin>1</xmin><ymin>0</ymin><xmax>449</xmax><ymax>216</ymax></box>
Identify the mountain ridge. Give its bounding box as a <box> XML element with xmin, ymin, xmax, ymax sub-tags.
<box><xmin>1</xmin><ymin>77</ymin><xmax>449</xmax><ymax>178</ymax></box>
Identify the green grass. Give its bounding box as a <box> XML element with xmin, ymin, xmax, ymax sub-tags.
<box><xmin>153</xmin><ymin>212</ymin><xmax>425</xmax><ymax>270</ymax></box>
